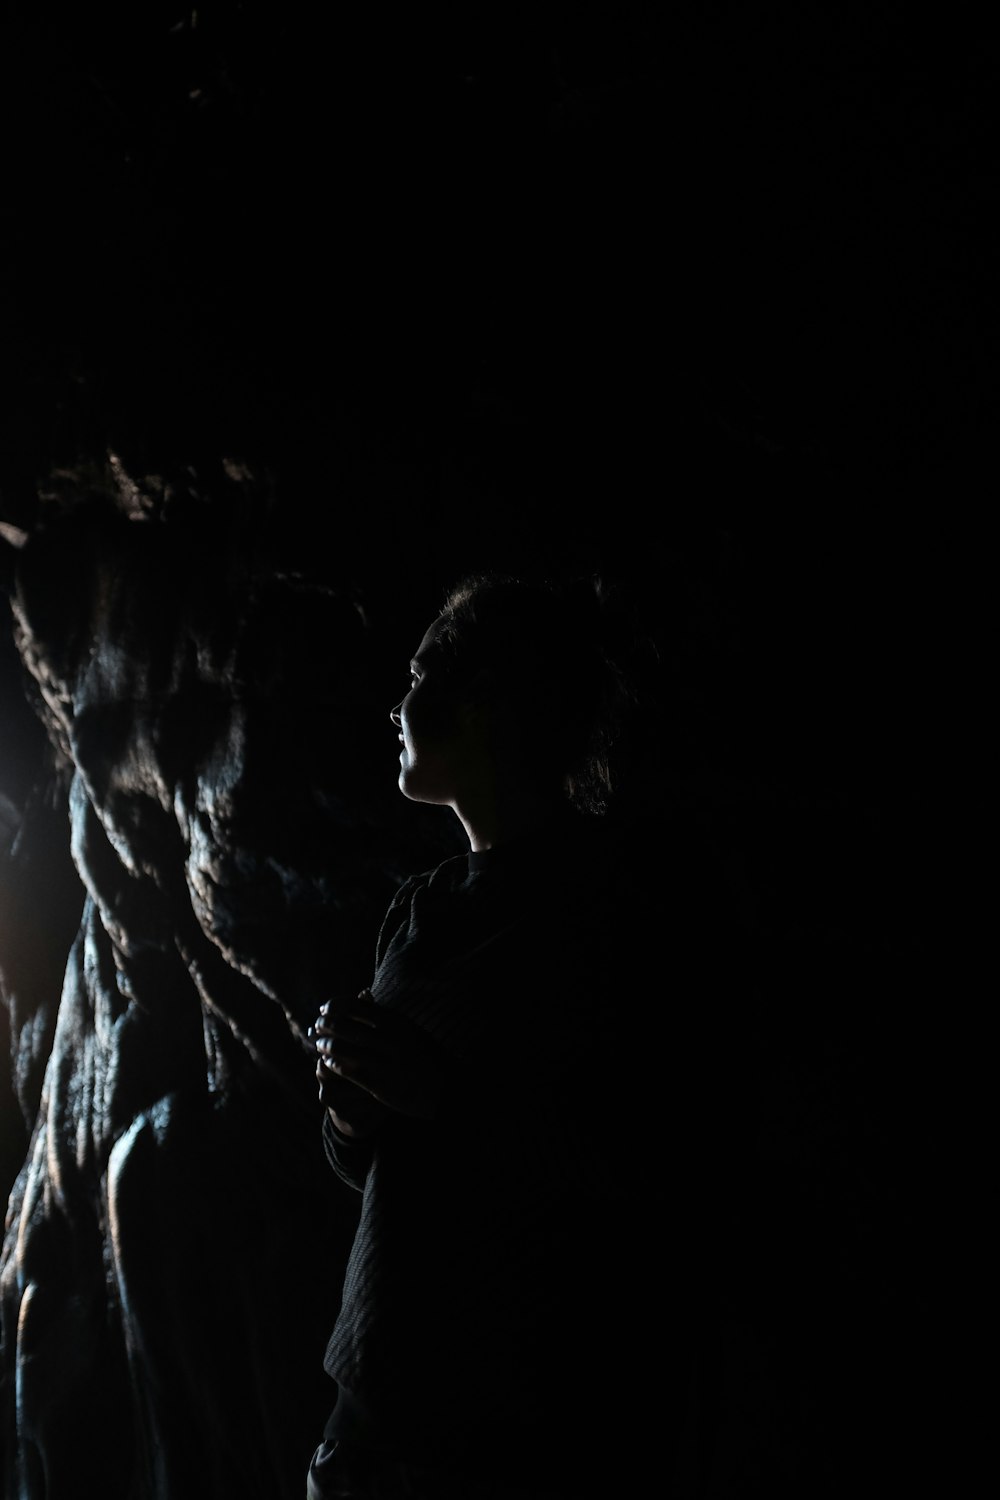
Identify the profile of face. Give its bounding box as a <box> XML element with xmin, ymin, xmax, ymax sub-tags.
<box><xmin>390</xmin><ymin>617</ymin><xmax>488</xmax><ymax>806</ymax></box>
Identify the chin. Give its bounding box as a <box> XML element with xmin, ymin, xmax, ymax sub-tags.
<box><xmin>398</xmin><ymin>767</ymin><xmax>424</xmax><ymax>802</ymax></box>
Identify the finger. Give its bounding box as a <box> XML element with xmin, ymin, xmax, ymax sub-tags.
<box><xmin>318</xmin><ymin>1033</ymin><xmax>392</xmax><ymax>1095</ymax></box>
<box><xmin>326</xmin><ymin>990</ymin><xmax>376</xmax><ymax>1014</ymax></box>
<box><xmin>317</xmin><ymin>1055</ymin><xmax>370</xmax><ymax>1101</ymax></box>
<box><xmin>317</xmin><ymin>1002</ymin><xmax>380</xmax><ymax>1034</ymax></box>
<box><xmin>314</xmin><ymin>994</ymin><xmax>367</xmax><ymax>1030</ymax></box>
<box><xmin>314</xmin><ymin>1016</ymin><xmax>387</xmax><ymax>1053</ymax></box>
<box><xmin>316</xmin><ymin>1057</ymin><xmax>333</xmax><ymax>1100</ymax></box>
<box><xmin>312</xmin><ymin>1017</ymin><xmax>352</xmax><ymax>1046</ymax></box>
<box><xmin>315</xmin><ymin>1040</ymin><xmax>371</xmax><ymax>1080</ymax></box>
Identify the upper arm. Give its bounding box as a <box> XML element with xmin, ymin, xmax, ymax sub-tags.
<box><xmin>374</xmin><ymin>877</ymin><xmax>418</xmax><ymax>968</ymax></box>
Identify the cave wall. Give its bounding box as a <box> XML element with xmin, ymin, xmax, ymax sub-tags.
<box><xmin>0</xmin><ymin>4</ymin><xmax>977</xmax><ymax>1495</ymax></box>
<box><xmin>0</xmin><ymin>496</ymin><xmax>467</xmax><ymax>1497</ymax></box>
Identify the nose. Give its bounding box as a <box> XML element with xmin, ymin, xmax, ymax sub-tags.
<box><xmin>390</xmin><ymin>702</ymin><xmax>402</xmax><ymax>727</ymax></box>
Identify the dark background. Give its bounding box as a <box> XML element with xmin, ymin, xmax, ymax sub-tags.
<box><xmin>0</xmin><ymin>2</ymin><xmax>977</xmax><ymax>1495</ymax></box>
<box><xmin>2</xmin><ymin>0</ymin><xmax>980</xmax><ymax>876</ymax></box>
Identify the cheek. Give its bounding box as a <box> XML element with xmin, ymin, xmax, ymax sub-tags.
<box><xmin>404</xmin><ymin>687</ymin><xmax>464</xmax><ymax>745</ymax></box>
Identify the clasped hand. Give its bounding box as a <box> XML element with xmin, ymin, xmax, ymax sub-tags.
<box><xmin>311</xmin><ymin>989</ymin><xmax>446</xmax><ymax>1135</ymax></box>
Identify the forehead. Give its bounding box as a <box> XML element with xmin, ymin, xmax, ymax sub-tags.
<box><xmin>412</xmin><ymin>615</ymin><xmax>450</xmax><ymax>666</ymax></box>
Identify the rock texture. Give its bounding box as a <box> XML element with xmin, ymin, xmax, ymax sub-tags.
<box><xmin>0</xmin><ymin>487</ymin><xmax>475</xmax><ymax>1497</ymax></box>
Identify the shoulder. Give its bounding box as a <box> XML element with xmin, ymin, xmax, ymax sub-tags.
<box><xmin>380</xmin><ymin>852</ymin><xmax>469</xmax><ymax>920</ymax></box>
<box><xmin>424</xmin><ymin>852</ymin><xmax>471</xmax><ymax>890</ymax></box>
<box><xmin>374</xmin><ymin>852</ymin><xmax>470</xmax><ymax>964</ymax></box>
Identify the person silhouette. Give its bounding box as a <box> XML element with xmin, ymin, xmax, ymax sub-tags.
<box><xmin>305</xmin><ymin>572</ymin><xmax>716</xmax><ymax>1499</ymax></box>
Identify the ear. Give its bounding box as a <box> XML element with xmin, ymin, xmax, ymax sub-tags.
<box><xmin>456</xmin><ymin>667</ymin><xmax>500</xmax><ymax>727</ymax></box>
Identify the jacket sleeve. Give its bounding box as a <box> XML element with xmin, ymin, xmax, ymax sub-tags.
<box><xmin>318</xmin><ymin>875</ymin><xmax>421</xmax><ymax>1188</ymax></box>
<box><xmin>373</xmin><ymin>873</ymin><xmax>419</xmax><ymax>967</ymax></box>
<box><xmin>322</xmin><ymin>1110</ymin><xmax>376</xmax><ymax>1191</ymax></box>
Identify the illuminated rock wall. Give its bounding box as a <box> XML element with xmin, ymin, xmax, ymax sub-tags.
<box><xmin>0</xmin><ymin>495</ymin><xmax>463</xmax><ymax>1498</ymax></box>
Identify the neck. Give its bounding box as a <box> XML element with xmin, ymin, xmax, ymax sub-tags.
<box><xmin>452</xmin><ymin>783</ymin><xmax>570</xmax><ymax>852</ymax></box>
